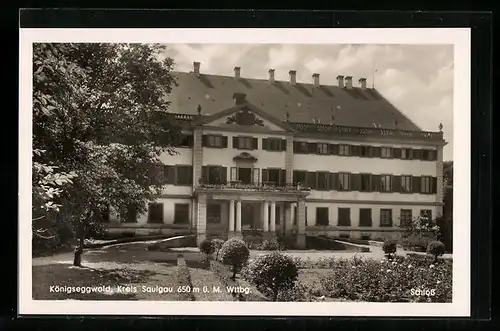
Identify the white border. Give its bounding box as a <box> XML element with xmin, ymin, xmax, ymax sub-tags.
<box><xmin>19</xmin><ymin>28</ymin><xmax>471</xmax><ymax>316</ymax></box>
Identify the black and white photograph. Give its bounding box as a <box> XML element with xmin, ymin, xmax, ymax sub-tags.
<box><xmin>19</xmin><ymin>28</ymin><xmax>470</xmax><ymax>316</ymax></box>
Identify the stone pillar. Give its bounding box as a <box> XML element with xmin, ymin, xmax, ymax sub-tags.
<box><xmin>285</xmin><ymin>135</ymin><xmax>294</xmax><ymax>185</ymax></box>
<box><xmin>296</xmin><ymin>198</ymin><xmax>306</xmax><ymax>249</ymax></box>
<box><xmin>270</xmin><ymin>201</ymin><xmax>276</xmax><ymax>233</ymax></box>
<box><xmin>196</xmin><ymin>194</ymin><xmax>207</xmax><ymax>245</ymax></box>
<box><xmin>262</xmin><ymin>201</ymin><xmax>269</xmax><ymax>232</ymax></box>
<box><xmin>284</xmin><ymin>202</ymin><xmax>293</xmax><ymax>236</ymax></box>
<box><xmin>193</xmin><ymin>128</ymin><xmax>203</xmax><ymax>187</ymax></box>
<box><xmin>228</xmin><ymin>199</ymin><xmax>235</xmax><ymax>237</ymax></box>
<box><xmin>236</xmin><ymin>200</ymin><xmax>242</xmax><ymax>234</ymax></box>
<box><xmin>436</xmin><ymin>144</ymin><xmax>445</xmax><ymax>217</ymax></box>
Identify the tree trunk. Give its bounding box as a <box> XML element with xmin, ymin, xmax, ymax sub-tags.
<box><xmin>272</xmin><ymin>288</ymin><xmax>279</xmax><ymax>302</ymax></box>
<box><xmin>232</xmin><ymin>266</ymin><xmax>237</xmax><ymax>280</ymax></box>
<box><xmin>73</xmin><ymin>219</ymin><xmax>87</xmax><ymax>267</ymax></box>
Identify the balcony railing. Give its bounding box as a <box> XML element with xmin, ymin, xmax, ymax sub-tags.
<box><xmin>196</xmin><ymin>180</ymin><xmax>311</xmax><ymax>192</ymax></box>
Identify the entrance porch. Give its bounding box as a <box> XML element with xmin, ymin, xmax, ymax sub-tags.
<box><xmin>194</xmin><ymin>191</ymin><xmax>308</xmax><ymax>248</ymax></box>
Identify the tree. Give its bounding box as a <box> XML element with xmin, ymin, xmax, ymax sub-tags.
<box><xmin>247</xmin><ymin>252</ymin><xmax>299</xmax><ymax>301</ymax></box>
<box><xmin>211</xmin><ymin>238</ymin><xmax>225</xmax><ymax>261</ymax></box>
<box><xmin>32</xmin><ymin>43</ymin><xmax>181</xmax><ymax>266</ymax></box>
<box><xmin>199</xmin><ymin>239</ymin><xmax>214</xmax><ymax>258</ymax></box>
<box><xmin>427</xmin><ymin>240</ymin><xmax>445</xmax><ymax>263</ymax></box>
<box><xmin>382</xmin><ymin>240</ymin><xmax>397</xmax><ymax>259</ymax></box>
<box><xmin>219</xmin><ymin>238</ymin><xmax>250</xmax><ymax>280</ymax></box>
<box><xmin>439</xmin><ymin>161</ymin><xmax>453</xmax><ymax>252</ymax></box>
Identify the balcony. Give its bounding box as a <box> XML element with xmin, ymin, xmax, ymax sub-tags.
<box><xmin>195</xmin><ymin>180</ymin><xmax>311</xmax><ymax>193</ymax></box>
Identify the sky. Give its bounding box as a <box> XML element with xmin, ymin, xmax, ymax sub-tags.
<box><xmin>162</xmin><ymin>44</ymin><xmax>453</xmax><ymax>161</ymax></box>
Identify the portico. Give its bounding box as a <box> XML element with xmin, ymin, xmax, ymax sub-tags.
<box><xmin>194</xmin><ymin>186</ymin><xmax>309</xmax><ymax>248</ymax></box>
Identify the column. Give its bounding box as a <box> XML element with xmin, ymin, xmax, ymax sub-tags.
<box><xmin>270</xmin><ymin>201</ymin><xmax>276</xmax><ymax>233</ymax></box>
<box><xmin>236</xmin><ymin>200</ymin><xmax>242</xmax><ymax>234</ymax></box>
<box><xmin>436</xmin><ymin>144</ymin><xmax>445</xmax><ymax>217</ymax></box>
<box><xmin>228</xmin><ymin>200</ymin><xmax>235</xmax><ymax>236</ymax></box>
<box><xmin>262</xmin><ymin>201</ymin><xmax>269</xmax><ymax>232</ymax></box>
<box><xmin>192</xmin><ymin>128</ymin><xmax>203</xmax><ymax>187</ymax></box>
<box><xmin>285</xmin><ymin>135</ymin><xmax>294</xmax><ymax>185</ymax></box>
<box><xmin>196</xmin><ymin>194</ymin><xmax>207</xmax><ymax>245</ymax></box>
<box><xmin>296</xmin><ymin>198</ymin><xmax>306</xmax><ymax>249</ymax></box>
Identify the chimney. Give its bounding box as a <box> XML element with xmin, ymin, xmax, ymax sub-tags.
<box><xmin>233</xmin><ymin>93</ymin><xmax>246</xmax><ymax>105</ymax></box>
<box><xmin>345</xmin><ymin>76</ymin><xmax>353</xmax><ymax>89</ymax></box>
<box><xmin>336</xmin><ymin>75</ymin><xmax>345</xmax><ymax>88</ymax></box>
<box><xmin>234</xmin><ymin>66</ymin><xmax>241</xmax><ymax>79</ymax></box>
<box><xmin>193</xmin><ymin>62</ymin><xmax>200</xmax><ymax>76</ymax></box>
<box><xmin>358</xmin><ymin>78</ymin><xmax>367</xmax><ymax>89</ymax></box>
<box><xmin>289</xmin><ymin>70</ymin><xmax>297</xmax><ymax>85</ymax></box>
<box><xmin>312</xmin><ymin>73</ymin><xmax>320</xmax><ymax>87</ymax></box>
<box><xmin>268</xmin><ymin>69</ymin><xmax>275</xmax><ymax>83</ymax></box>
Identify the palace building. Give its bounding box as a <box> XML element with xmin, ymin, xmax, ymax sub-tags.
<box><xmin>106</xmin><ymin>62</ymin><xmax>446</xmax><ymax>247</ymax></box>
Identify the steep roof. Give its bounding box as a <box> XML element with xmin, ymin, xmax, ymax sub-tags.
<box><xmin>166</xmin><ymin>71</ymin><xmax>422</xmax><ymax>131</ymax></box>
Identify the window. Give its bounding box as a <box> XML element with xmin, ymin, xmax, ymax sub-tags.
<box><xmin>178</xmin><ymin>134</ymin><xmax>193</xmax><ymax>148</ymax></box>
<box><xmin>123</xmin><ymin>204</ymin><xmax>137</xmax><ymax>223</ymax></box>
<box><xmin>317</xmin><ymin>143</ymin><xmax>328</xmax><ymax>155</ymax></box>
<box><xmin>400</xmin><ymin>209</ymin><xmax>412</xmax><ymax>226</ymax></box>
<box><xmin>148</xmin><ymin>203</ymin><xmax>164</xmax><ymax>223</ymax></box>
<box><xmin>267</xmin><ymin>168</ymin><xmax>280</xmax><ymax>185</ymax></box>
<box><xmin>174</xmin><ymin>204</ymin><xmax>189</xmax><ymax>224</ymax></box>
<box><xmin>293</xmin><ymin>170</ymin><xmax>307</xmax><ymax>185</ymax></box>
<box><xmin>294</xmin><ymin>141</ymin><xmax>309</xmax><ymax>154</ymax></box>
<box><xmin>338</xmin><ymin>173</ymin><xmax>350</xmax><ymax>191</ymax></box>
<box><xmin>207</xmin><ymin>166</ymin><xmax>223</xmax><ymax>184</ymax></box>
<box><xmin>422</xmin><ymin>149</ymin><xmax>435</xmax><ymax>161</ymax></box>
<box><xmin>338</xmin><ymin>208</ymin><xmax>351</xmax><ymax>226</ymax></box>
<box><xmin>361</xmin><ymin>234</ymin><xmax>371</xmax><ymax>240</ymax></box>
<box><xmin>360</xmin><ymin>174</ymin><xmax>372</xmax><ymax>192</ymax></box>
<box><xmin>339</xmin><ymin>233</ymin><xmax>350</xmax><ymax>239</ymax></box>
<box><xmin>264</xmin><ymin>138</ymin><xmax>285</xmax><ymax>152</ymax></box>
<box><xmin>421</xmin><ymin>176</ymin><xmax>432</xmax><ymax>194</ymax></box>
<box><xmin>359</xmin><ymin>208</ymin><xmax>372</xmax><ymax>227</ymax></box>
<box><xmin>316</xmin><ymin>207</ymin><xmax>329</xmax><ymax>226</ymax></box>
<box><xmin>420</xmin><ymin>209</ymin><xmax>433</xmax><ymax>222</ymax></box>
<box><xmin>401</xmin><ymin>148</ymin><xmax>412</xmax><ymax>159</ymax></box>
<box><xmin>207</xmin><ymin>135</ymin><xmax>223</xmax><ymax>148</ymax></box>
<box><xmin>360</xmin><ymin>146</ymin><xmax>373</xmax><ymax>157</ymax></box>
<box><xmin>238</xmin><ymin>136</ymin><xmax>253</xmax><ymax>149</ymax></box>
<box><xmin>401</xmin><ymin>175</ymin><xmax>412</xmax><ymax>193</ymax></box>
<box><xmin>176</xmin><ymin>166</ymin><xmax>193</xmax><ymax>186</ymax></box>
<box><xmin>380</xmin><ymin>209</ymin><xmax>393</xmax><ymax>227</ymax></box>
<box><xmin>380</xmin><ymin>175</ymin><xmax>392</xmax><ymax>192</ymax></box>
<box><xmin>381</xmin><ymin>147</ymin><xmax>393</xmax><ymax>158</ymax></box>
<box><xmin>317</xmin><ymin>172</ymin><xmax>329</xmax><ymax>190</ymax></box>
<box><xmin>339</xmin><ymin>145</ymin><xmax>350</xmax><ymax>156</ymax></box>
<box><xmin>207</xmin><ymin>204</ymin><xmax>221</xmax><ymax>224</ymax></box>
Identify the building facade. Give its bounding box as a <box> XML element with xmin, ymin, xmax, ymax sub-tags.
<box><xmin>106</xmin><ymin>63</ymin><xmax>446</xmax><ymax>247</ymax></box>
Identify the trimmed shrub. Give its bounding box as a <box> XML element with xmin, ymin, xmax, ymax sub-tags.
<box><xmin>176</xmin><ymin>257</ymin><xmax>195</xmax><ymax>301</ymax></box>
<box><xmin>382</xmin><ymin>240</ymin><xmax>397</xmax><ymax>259</ymax></box>
<box><xmin>427</xmin><ymin>240</ymin><xmax>446</xmax><ymax>263</ymax></box>
<box><xmin>245</xmin><ymin>251</ymin><xmax>299</xmax><ymax>301</ymax></box>
<box><xmin>260</xmin><ymin>240</ymin><xmax>280</xmax><ymax>251</ymax></box>
<box><xmin>219</xmin><ymin>238</ymin><xmax>250</xmax><ymax>280</ymax></box>
<box><xmin>199</xmin><ymin>239</ymin><xmax>214</xmax><ymax>257</ymax></box>
<box><xmin>211</xmin><ymin>238</ymin><xmax>225</xmax><ymax>260</ymax></box>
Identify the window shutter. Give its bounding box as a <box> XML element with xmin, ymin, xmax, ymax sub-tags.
<box><xmin>187</xmin><ymin>166</ymin><xmax>193</xmax><ymax>184</ymax></box>
<box><xmin>262</xmin><ymin>169</ymin><xmax>268</xmax><ymax>182</ymax></box>
<box><xmin>393</xmin><ymin>175</ymin><xmax>401</xmax><ymax>193</ymax></box>
<box><xmin>201</xmin><ymin>135</ymin><xmax>207</xmax><ymax>147</ymax></box>
<box><xmin>262</xmin><ymin>138</ymin><xmax>268</xmax><ymax>150</ymax></box>
<box><xmin>432</xmin><ymin>177</ymin><xmax>438</xmax><ymax>194</ymax></box>
<box><xmin>393</xmin><ymin>148</ymin><xmax>402</xmax><ymax>159</ymax></box>
<box><xmin>293</xmin><ymin>142</ymin><xmax>299</xmax><ymax>153</ymax></box>
<box><xmin>351</xmin><ymin>145</ymin><xmax>361</xmax><ymax>157</ymax></box>
<box><xmin>371</xmin><ymin>174</ymin><xmax>381</xmax><ymax>192</ymax></box>
<box><xmin>412</xmin><ymin>176</ymin><xmax>421</xmax><ymax>193</ymax></box>
<box><xmin>281</xmin><ymin>139</ymin><xmax>287</xmax><ymax>151</ymax></box>
<box><xmin>222</xmin><ymin>136</ymin><xmax>228</xmax><ymax>148</ymax></box>
<box><xmin>328</xmin><ymin>172</ymin><xmax>337</xmax><ymax>190</ymax></box>
<box><xmin>164</xmin><ymin>165</ymin><xmax>174</xmax><ymax>184</ymax></box>
<box><xmin>350</xmin><ymin>173</ymin><xmax>361</xmax><ymax>191</ymax></box>
<box><xmin>232</xmin><ymin>137</ymin><xmax>239</xmax><ymax>149</ymax></box>
<box><xmin>230</xmin><ymin>167</ymin><xmax>237</xmax><ymax>181</ymax></box>
<box><xmin>431</xmin><ymin>150</ymin><xmax>438</xmax><ymax>161</ymax></box>
<box><xmin>373</xmin><ymin>147</ymin><xmax>381</xmax><ymax>158</ymax></box>
<box><xmin>252</xmin><ymin>138</ymin><xmax>258</xmax><ymax>150</ymax></box>
<box><xmin>414</xmin><ymin>149</ymin><xmax>423</xmax><ymax>160</ymax></box>
<box><xmin>220</xmin><ymin>167</ymin><xmax>227</xmax><ymax>184</ymax></box>
<box><xmin>308</xmin><ymin>143</ymin><xmax>317</xmax><ymax>154</ymax></box>
<box><xmin>307</xmin><ymin>172</ymin><xmax>317</xmax><ymax>189</ymax></box>
<box><xmin>279</xmin><ymin>169</ymin><xmax>286</xmax><ymax>185</ymax></box>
